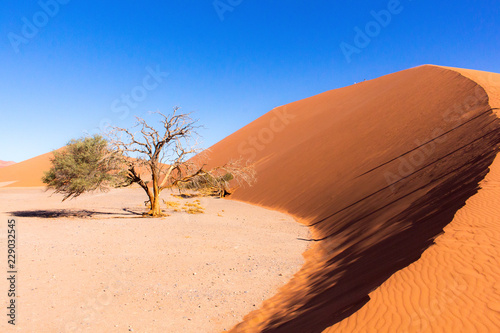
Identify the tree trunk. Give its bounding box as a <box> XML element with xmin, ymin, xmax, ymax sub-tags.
<box><xmin>147</xmin><ymin>177</ymin><xmax>162</xmax><ymax>216</ymax></box>
<box><xmin>149</xmin><ymin>195</ymin><xmax>162</xmax><ymax>216</ymax></box>
<box><xmin>143</xmin><ymin>186</ymin><xmax>162</xmax><ymax>217</ymax></box>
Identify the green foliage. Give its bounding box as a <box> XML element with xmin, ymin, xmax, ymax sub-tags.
<box><xmin>42</xmin><ymin>135</ymin><xmax>128</xmax><ymax>200</ymax></box>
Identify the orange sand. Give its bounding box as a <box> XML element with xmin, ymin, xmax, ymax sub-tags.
<box><xmin>202</xmin><ymin>65</ymin><xmax>500</xmax><ymax>332</ymax></box>
<box><xmin>0</xmin><ymin>151</ymin><xmax>54</xmax><ymax>187</ymax></box>
<box><xmin>324</xmin><ymin>68</ymin><xmax>500</xmax><ymax>332</ymax></box>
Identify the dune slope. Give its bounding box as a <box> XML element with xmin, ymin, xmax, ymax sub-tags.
<box><xmin>0</xmin><ymin>151</ymin><xmax>54</xmax><ymax>187</ymax></box>
<box><xmin>202</xmin><ymin>65</ymin><xmax>500</xmax><ymax>332</ymax></box>
<box><xmin>325</xmin><ymin>68</ymin><xmax>500</xmax><ymax>332</ymax></box>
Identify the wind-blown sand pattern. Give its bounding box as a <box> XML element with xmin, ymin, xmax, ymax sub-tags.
<box><xmin>324</xmin><ymin>68</ymin><xmax>500</xmax><ymax>332</ymax></box>
<box><xmin>327</xmin><ymin>136</ymin><xmax>500</xmax><ymax>332</ymax></box>
<box><xmin>202</xmin><ymin>65</ymin><xmax>500</xmax><ymax>332</ymax></box>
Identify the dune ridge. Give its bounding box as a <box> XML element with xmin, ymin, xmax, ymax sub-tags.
<box><xmin>324</xmin><ymin>67</ymin><xmax>500</xmax><ymax>332</ymax></box>
<box><xmin>200</xmin><ymin>65</ymin><xmax>500</xmax><ymax>332</ymax></box>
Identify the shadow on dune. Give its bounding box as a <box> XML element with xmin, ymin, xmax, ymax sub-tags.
<box><xmin>10</xmin><ymin>208</ymin><xmax>143</xmax><ymax>218</ymax></box>
<box><xmin>200</xmin><ymin>65</ymin><xmax>500</xmax><ymax>332</ymax></box>
<box><xmin>263</xmin><ymin>147</ymin><xmax>499</xmax><ymax>332</ymax></box>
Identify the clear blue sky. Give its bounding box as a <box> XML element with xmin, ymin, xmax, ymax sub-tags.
<box><xmin>1</xmin><ymin>0</ymin><xmax>499</xmax><ymax>162</ymax></box>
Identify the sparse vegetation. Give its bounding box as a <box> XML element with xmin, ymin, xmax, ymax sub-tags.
<box><xmin>42</xmin><ymin>108</ymin><xmax>256</xmax><ymax>217</ymax></box>
<box><xmin>182</xmin><ymin>201</ymin><xmax>205</xmax><ymax>214</ymax></box>
<box><xmin>178</xmin><ymin>163</ymin><xmax>255</xmax><ymax>198</ymax></box>
<box><xmin>163</xmin><ymin>200</ymin><xmax>181</xmax><ymax>209</ymax></box>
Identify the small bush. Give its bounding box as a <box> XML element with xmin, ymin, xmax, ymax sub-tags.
<box><xmin>179</xmin><ymin>172</ymin><xmax>234</xmax><ymax>197</ymax></box>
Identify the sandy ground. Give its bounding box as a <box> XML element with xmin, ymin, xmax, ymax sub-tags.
<box><xmin>0</xmin><ymin>187</ymin><xmax>309</xmax><ymax>332</ymax></box>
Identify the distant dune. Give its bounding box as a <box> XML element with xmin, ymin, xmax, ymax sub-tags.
<box><xmin>202</xmin><ymin>65</ymin><xmax>500</xmax><ymax>332</ymax></box>
<box><xmin>0</xmin><ymin>160</ymin><xmax>16</xmax><ymax>168</ymax></box>
<box><xmin>0</xmin><ymin>151</ymin><xmax>54</xmax><ymax>187</ymax></box>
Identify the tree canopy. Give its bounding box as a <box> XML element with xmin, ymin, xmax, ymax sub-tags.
<box><xmin>42</xmin><ymin>135</ymin><xmax>127</xmax><ymax>201</ymax></box>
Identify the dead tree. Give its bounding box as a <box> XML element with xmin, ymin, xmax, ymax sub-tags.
<box><xmin>109</xmin><ymin>107</ymin><xmax>255</xmax><ymax>216</ymax></box>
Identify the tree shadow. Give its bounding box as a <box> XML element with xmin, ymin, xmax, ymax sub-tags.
<box><xmin>10</xmin><ymin>208</ymin><xmax>143</xmax><ymax>219</ymax></box>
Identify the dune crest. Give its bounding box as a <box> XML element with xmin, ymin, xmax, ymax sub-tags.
<box><xmin>327</xmin><ymin>130</ymin><xmax>500</xmax><ymax>332</ymax></box>
<box><xmin>324</xmin><ymin>67</ymin><xmax>500</xmax><ymax>332</ymax></box>
<box><xmin>201</xmin><ymin>65</ymin><xmax>500</xmax><ymax>332</ymax></box>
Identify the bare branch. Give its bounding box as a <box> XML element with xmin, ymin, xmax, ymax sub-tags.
<box><xmin>99</xmin><ymin>107</ymin><xmax>255</xmax><ymax>215</ymax></box>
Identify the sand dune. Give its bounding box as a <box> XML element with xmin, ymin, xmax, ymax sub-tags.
<box><xmin>0</xmin><ymin>151</ymin><xmax>54</xmax><ymax>187</ymax></box>
<box><xmin>324</xmin><ymin>68</ymin><xmax>500</xmax><ymax>332</ymax></box>
<box><xmin>0</xmin><ymin>150</ymin><xmax>161</xmax><ymax>188</ymax></box>
<box><xmin>201</xmin><ymin>65</ymin><xmax>500</xmax><ymax>332</ymax></box>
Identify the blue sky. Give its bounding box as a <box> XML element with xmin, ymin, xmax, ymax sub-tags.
<box><xmin>1</xmin><ymin>0</ymin><xmax>499</xmax><ymax>162</ymax></box>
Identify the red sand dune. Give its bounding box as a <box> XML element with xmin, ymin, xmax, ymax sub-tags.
<box><xmin>326</xmin><ymin>67</ymin><xmax>500</xmax><ymax>332</ymax></box>
<box><xmin>0</xmin><ymin>160</ymin><xmax>16</xmax><ymax>168</ymax></box>
<box><xmin>0</xmin><ymin>151</ymin><xmax>54</xmax><ymax>187</ymax></box>
<box><xmin>201</xmin><ymin>65</ymin><xmax>500</xmax><ymax>332</ymax></box>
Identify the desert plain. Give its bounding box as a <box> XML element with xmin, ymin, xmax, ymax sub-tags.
<box><xmin>0</xmin><ymin>187</ymin><xmax>309</xmax><ymax>332</ymax></box>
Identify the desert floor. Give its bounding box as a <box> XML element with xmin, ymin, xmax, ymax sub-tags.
<box><xmin>0</xmin><ymin>187</ymin><xmax>310</xmax><ymax>332</ymax></box>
